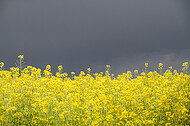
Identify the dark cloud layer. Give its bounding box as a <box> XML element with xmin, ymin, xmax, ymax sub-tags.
<box><xmin>0</xmin><ymin>0</ymin><xmax>190</xmax><ymax>75</ymax></box>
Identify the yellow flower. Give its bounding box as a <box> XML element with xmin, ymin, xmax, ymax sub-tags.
<box><xmin>158</xmin><ymin>63</ymin><xmax>163</xmax><ymax>70</ymax></box>
<box><xmin>18</xmin><ymin>55</ymin><xmax>24</xmax><ymax>59</ymax></box>
<box><xmin>87</xmin><ymin>68</ymin><xmax>91</xmax><ymax>72</ymax></box>
<box><xmin>159</xmin><ymin>63</ymin><xmax>163</xmax><ymax>68</ymax></box>
<box><xmin>106</xmin><ymin>65</ymin><xmax>111</xmax><ymax>68</ymax></box>
<box><xmin>165</xmin><ymin>123</ymin><xmax>171</xmax><ymax>126</ymax></box>
<box><xmin>80</xmin><ymin>71</ymin><xmax>85</xmax><ymax>75</ymax></box>
<box><xmin>0</xmin><ymin>62</ymin><xmax>4</xmax><ymax>68</ymax></box>
<box><xmin>168</xmin><ymin>66</ymin><xmax>172</xmax><ymax>69</ymax></box>
<box><xmin>134</xmin><ymin>70</ymin><xmax>138</xmax><ymax>74</ymax></box>
<box><xmin>166</xmin><ymin>112</ymin><xmax>171</xmax><ymax>116</ymax></box>
<box><xmin>145</xmin><ymin>63</ymin><xmax>148</xmax><ymax>67</ymax></box>
<box><xmin>45</xmin><ymin>65</ymin><xmax>51</xmax><ymax>71</ymax></box>
<box><xmin>71</xmin><ymin>72</ymin><xmax>75</xmax><ymax>75</ymax></box>
<box><xmin>106</xmin><ymin>114</ymin><xmax>113</xmax><ymax>120</ymax></box>
<box><xmin>58</xmin><ymin>65</ymin><xmax>63</xmax><ymax>72</ymax></box>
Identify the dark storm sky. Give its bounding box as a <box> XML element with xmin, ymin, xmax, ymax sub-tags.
<box><xmin>0</xmin><ymin>0</ymin><xmax>190</xmax><ymax>75</ymax></box>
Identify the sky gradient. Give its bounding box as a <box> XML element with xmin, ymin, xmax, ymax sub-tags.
<box><xmin>0</xmin><ymin>0</ymin><xmax>190</xmax><ymax>75</ymax></box>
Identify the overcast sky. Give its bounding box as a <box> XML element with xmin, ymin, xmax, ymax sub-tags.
<box><xmin>0</xmin><ymin>0</ymin><xmax>190</xmax><ymax>75</ymax></box>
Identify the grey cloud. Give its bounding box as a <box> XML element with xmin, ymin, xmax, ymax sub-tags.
<box><xmin>0</xmin><ymin>0</ymin><xmax>190</xmax><ymax>75</ymax></box>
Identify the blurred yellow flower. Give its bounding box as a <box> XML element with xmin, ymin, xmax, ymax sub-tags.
<box><xmin>168</xmin><ymin>66</ymin><xmax>172</xmax><ymax>69</ymax></box>
<box><xmin>145</xmin><ymin>63</ymin><xmax>148</xmax><ymax>67</ymax></box>
<box><xmin>106</xmin><ymin>65</ymin><xmax>111</xmax><ymax>68</ymax></box>
<box><xmin>87</xmin><ymin>68</ymin><xmax>91</xmax><ymax>72</ymax></box>
<box><xmin>58</xmin><ymin>65</ymin><xmax>63</xmax><ymax>72</ymax></box>
<box><xmin>18</xmin><ymin>55</ymin><xmax>24</xmax><ymax>59</ymax></box>
<box><xmin>71</xmin><ymin>72</ymin><xmax>75</xmax><ymax>74</ymax></box>
<box><xmin>0</xmin><ymin>62</ymin><xmax>4</xmax><ymax>68</ymax></box>
<box><xmin>159</xmin><ymin>63</ymin><xmax>163</xmax><ymax>67</ymax></box>
<box><xmin>46</xmin><ymin>65</ymin><xmax>51</xmax><ymax>71</ymax></box>
<box><xmin>134</xmin><ymin>70</ymin><xmax>138</xmax><ymax>74</ymax></box>
<box><xmin>158</xmin><ymin>63</ymin><xmax>163</xmax><ymax>70</ymax></box>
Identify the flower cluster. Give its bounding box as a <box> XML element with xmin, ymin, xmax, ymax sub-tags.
<box><xmin>0</xmin><ymin>57</ymin><xmax>189</xmax><ymax>125</ymax></box>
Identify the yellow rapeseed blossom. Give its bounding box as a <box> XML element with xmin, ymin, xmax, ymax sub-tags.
<box><xmin>0</xmin><ymin>59</ymin><xmax>189</xmax><ymax>125</ymax></box>
<box><xmin>134</xmin><ymin>70</ymin><xmax>138</xmax><ymax>74</ymax></box>
<box><xmin>182</xmin><ymin>62</ymin><xmax>189</xmax><ymax>74</ymax></box>
<box><xmin>158</xmin><ymin>63</ymin><xmax>163</xmax><ymax>69</ymax></box>
<box><xmin>87</xmin><ymin>68</ymin><xmax>91</xmax><ymax>71</ymax></box>
<box><xmin>0</xmin><ymin>62</ymin><xmax>4</xmax><ymax>71</ymax></box>
<box><xmin>168</xmin><ymin>66</ymin><xmax>172</xmax><ymax>69</ymax></box>
<box><xmin>71</xmin><ymin>72</ymin><xmax>75</xmax><ymax>75</ymax></box>
<box><xmin>145</xmin><ymin>63</ymin><xmax>148</xmax><ymax>67</ymax></box>
<box><xmin>18</xmin><ymin>55</ymin><xmax>24</xmax><ymax>59</ymax></box>
<box><xmin>45</xmin><ymin>65</ymin><xmax>51</xmax><ymax>71</ymax></box>
<box><xmin>106</xmin><ymin>65</ymin><xmax>111</xmax><ymax>68</ymax></box>
<box><xmin>0</xmin><ymin>62</ymin><xmax>4</xmax><ymax>68</ymax></box>
<box><xmin>58</xmin><ymin>65</ymin><xmax>63</xmax><ymax>72</ymax></box>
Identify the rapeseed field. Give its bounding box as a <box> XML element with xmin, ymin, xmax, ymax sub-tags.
<box><xmin>0</xmin><ymin>55</ymin><xmax>189</xmax><ymax>125</ymax></box>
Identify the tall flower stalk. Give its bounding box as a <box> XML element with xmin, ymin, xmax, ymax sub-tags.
<box><xmin>15</xmin><ymin>55</ymin><xmax>25</xmax><ymax>76</ymax></box>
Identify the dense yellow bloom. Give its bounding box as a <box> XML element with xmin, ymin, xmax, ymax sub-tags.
<box><xmin>0</xmin><ymin>62</ymin><xmax>189</xmax><ymax>125</ymax></box>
